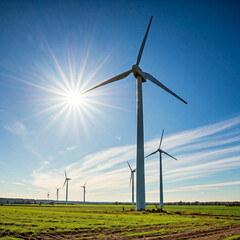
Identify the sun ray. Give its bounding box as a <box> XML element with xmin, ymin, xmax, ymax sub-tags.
<box><xmin>82</xmin><ymin>54</ymin><xmax>110</xmax><ymax>90</ymax></box>
<box><xmin>86</xmin><ymin>98</ymin><xmax>130</xmax><ymax>112</ymax></box>
<box><xmin>76</xmin><ymin>42</ymin><xmax>92</xmax><ymax>90</ymax></box>
<box><xmin>47</xmin><ymin>47</ymin><xmax>72</xmax><ymax>91</ymax></box>
<box><xmin>1</xmin><ymin>73</ymin><xmax>63</xmax><ymax>96</ymax></box>
<box><xmin>37</xmin><ymin>104</ymin><xmax>69</xmax><ymax>137</ymax></box>
<box><xmin>3</xmin><ymin>39</ymin><xmax>127</xmax><ymax>139</ymax></box>
<box><xmin>25</xmin><ymin>101</ymin><xmax>67</xmax><ymax>120</ymax></box>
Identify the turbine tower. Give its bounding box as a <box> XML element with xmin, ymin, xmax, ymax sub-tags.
<box><xmin>83</xmin><ymin>16</ymin><xmax>187</xmax><ymax>210</ymax></box>
<box><xmin>127</xmin><ymin>161</ymin><xmax>136</xmax><ymax>205</ymax></box>
<box><xmin>145</xmin><ymin>129</ymin><xmax>177</xmax><ymax>207</ymax></box>
<box><xmin>56</xmin><ymin>188</ymin><xmax>60</xmax><ymax>202</ymax></box>
<box><xmin>63</xmin><ymin>170</ymin><xmax>71</xmax><ymax>205</ymax></box>
<box><xmin>81</xmin><ymin>182</ymin><xmax>86</xmax><ymax>204</ymax></box>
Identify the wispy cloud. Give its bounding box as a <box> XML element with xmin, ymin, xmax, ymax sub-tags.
<box><xmin>166</xmin><ymin>181</ymin><xmax>240</xmax><ymax>193</ymax></box>
<box><xmin>31</xmin><ymin>115</ymin><xmax>240</xmax><ymax>201</ymax></box>
<box><xmin>147</xmin><ymin>181</ymin><xmax>240</xmax><ymax>194</ymax></box>
<box><xmin>58</xmin><ymin>145</ymin><xmax>77</xmax><ymax>154</ymax></box>
<box><xmin>115</xmin><ymin>136</ymin><xmax>121</xmax><ymax>140</ymax></box>
<box><xmin>24</xmin><ymin>145</ymin><xmax>41</xmax><ymax>157</ymax></box>
<box><xmin>4</xmin><ymin>121</ymin><xmax>27</xmax><ymax>136</ymax></box>
<box><xmin>13</xmin><ymin>182</ymin><xmax>27</xmax><ymax>186</ymax></box>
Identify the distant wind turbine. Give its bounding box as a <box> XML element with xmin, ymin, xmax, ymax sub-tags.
<box><xmin>145</xmin><ymin>129</ymin><xmax>177</xmax><ymax>207</ymax></box>
<box><xmin>56</xmin><ymin>188</ymin><xmax>60</xmax><ymax>202</ymax></box>
<box><xmin>63</xmin><ymin>170</ymin><xmax>71</xmax><ymax>205</ymax></box>
<box><xmin>127</xmin><ymin>161</ymin><xmax>136</xmax><ymax>205</ymax></box>
<box><xmin>81</xmin><ymin>182</ymin><xmax>86</xmax><ymax>204</ymax></box>
<box><xmin>47</xmin><ymin>192</ymin><xmax>49</xmax><ymax>201</ymax></box>
<box><xmin>83</xmin><ymin>16</ymin><xmax>187</xmax><ymax>210</ymax></box>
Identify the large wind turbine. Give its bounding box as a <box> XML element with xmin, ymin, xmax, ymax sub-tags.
<box><xmin>83</xmin><ymin>16</ymin><xmax>187</xmax><ymax>210</ymax></box>
<box><xmin>63</xmin><ymin>170</ymin><xmax>71</xmax><ymax>205</ymax></box>
<box><xmin>81</xmin><ymin>182</ymin><xmax>86</xmax><ymax>204</ymax></box>
<box><xmin>127</xmin><ymin>161</ymin><xmax>136</xmax><ymax>205</ymax></box>
<box><xmin>145</xmin><ymin>129</ymin><xmax>177</xmax><ymax>208</ymax></box>
<box><xmin>56</xmin><ymin>188</ymin><xmax>60</xmax><ymax>202</ymax></box>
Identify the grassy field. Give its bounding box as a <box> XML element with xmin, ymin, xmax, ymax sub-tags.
<box><xmin>1</xmin><ymin>204</ymin><xmax>240</xmax><ymax>239</ymax></box>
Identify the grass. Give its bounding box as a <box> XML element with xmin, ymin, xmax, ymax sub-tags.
<box><xmin>223</xmin><ymin>236</ymin><xmax>240</xmax><ymax>240</ymax></box>
<box><xmin>0</xmin><ymin>204</ymin><xmax>239</xmax><ymax>239</ymax></box>
<box><xmin>162</xmin><ymin>205</ymin><xmax>240</xmax><ymax>216</ymax></box>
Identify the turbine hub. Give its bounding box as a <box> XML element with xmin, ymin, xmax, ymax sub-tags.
<box><xmin>132</xmin><ymin>65</ymin><xmax>146</xmax><ymax>82</ymax></box>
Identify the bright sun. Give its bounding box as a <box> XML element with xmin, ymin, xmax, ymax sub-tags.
<box><xmin>66</xmin><ymin>90</ymin><xmax>82</xmax><ymax>106</ymax></box>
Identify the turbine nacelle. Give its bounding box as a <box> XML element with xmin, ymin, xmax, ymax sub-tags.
<box><xmin>145</xmin><ymin>129</ymin><xmax>177</xmax><ymax>161</ymax></box>
<box><xmin>132</xmin><ymin>65</ymin><xmax>146</xmax><ymax>82</ymax></box>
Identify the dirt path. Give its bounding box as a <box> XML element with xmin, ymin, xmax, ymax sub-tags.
<box><xmin>144</xmin><ymin>225</ymin><xmax>240</xmax><ymax>240</ymax></box>
<box><xmin>15</xmin><ymin>225</ymin><xmax>240</xmax><ymax>240</ymax></box>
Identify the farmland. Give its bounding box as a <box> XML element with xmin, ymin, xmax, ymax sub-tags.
<box><xmin>1</xmin><ymin>204</ymin><xmax>240</xmax><ymax>239</ymax></box>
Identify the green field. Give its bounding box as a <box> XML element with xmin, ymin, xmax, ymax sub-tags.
<box><xmin>1</xmin><ymin>204</ymin><xmax>240</xmax><ymax>239</ymax></box>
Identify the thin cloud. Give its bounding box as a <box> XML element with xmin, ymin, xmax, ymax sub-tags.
<box><xmin>58</xmin><ymin>145</ymin><xmax>77</xmax><ymax>154</ymax></box>
<box><xmin>31</xmin><ymin>115</ymin><xmax>240</xmax><ymax>201</ymax></box>
<box><xmin>4</xmin><ymin>121</ymin><xmax>27</xmax><ymax>136</ymax></box>
<box><xmin>165</xmin><ymin>181</ymin><xmax>240</xmax><ymax>193</ymax></box>
<box><xmin>12</xmin><ymin>182</ymin><xmax>27</xmax><ymax>186</ymax></box>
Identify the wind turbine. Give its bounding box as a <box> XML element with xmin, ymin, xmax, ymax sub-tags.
<box><xmin>83</xmin><ymin>16</ymin><xmax>187</xmax><ymax>210</ymax></box>
<box><xmin>81</xmin><ymin>182</ymin><xmax>86</xmax><ymax>204</ymax></box>
<box><xmin>47</xmin><ymin>192</ymin><xmax>49</xmax><ymax>201</ymax></box>
<box><xmin>145</xmin><ymin>129</ymin><xmax>177</xmax><ymax>208</ymax></box>
<box><xmin>56</xmin><ymin>188</ymin><xmax>60</xmax><ymax>202</ymax></box>
<box><xmin>63</xmin><ymin>170</ymin><xmax>71</xmax><ymax>205</ymax></box>
<box><xmin>127</xmin><ymin>161</ymin><xmax>136</xmax><ymax>205</ymax></box>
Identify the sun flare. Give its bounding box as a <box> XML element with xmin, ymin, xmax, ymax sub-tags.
<box><xmin>9</xmin><ymin>44</ymin><xmax>115</xmax><ymax>137</ymax></box>
<box><xmin>65</xmin><ymin>90</ymin><xmax>83</xmax><ymax>106</ymax></box>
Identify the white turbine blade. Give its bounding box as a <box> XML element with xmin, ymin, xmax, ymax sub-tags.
<box><xmin>83</xmin><ymin>70</ymin><xmax>132</xmax><ymax>94</ymax></box>
<box><xmin>84</xmin><ymin>182</ymin><xmax>87</xmax><ymax>187</ymax></box>
<box><xmin>65</xmin><ymin>170</ymin><xmax>67</xmax><ymax>179</ymax></box>
<box><xmin>159</xmin><ymin>129</ymin><xmax>164</xmax><ymax>149</ymax></box>
<box><xmin>145</xmin><ymin>150</ymin><xmax>158</xmax><ymax>158</ymax></box>
<box><xmin>136</xmin><ymin>16</ymin><xmax>153</xmax><ymax>66</ymax></box>
<box><xmin>127</xmin><ymin>161</ymin><xmax>133</xmax><ymax>171</ymax></box>
<box><xmin>63</xmin><ymin>179</ymin><xmax>66</xmax><ymax>188</ymax></box>
<box><xmin>129</xmin><ymin>172</ymin><xmax>133</xmax><ymax>186</ymax></box>
<box><xmin>161</xmin><ymin>150</ymin><xmax>177</xmax><ymax>161</ymax></box>
<box><xmin>140</xmin><ymin>71</ymin><xmax>188</xmax><ymax>104</ymax></box>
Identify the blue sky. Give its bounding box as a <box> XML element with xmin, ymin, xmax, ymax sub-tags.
<box><xmin>0</xmin><ymin>0</ymin><xmax>239</xmax><ymax>202</ymax></box>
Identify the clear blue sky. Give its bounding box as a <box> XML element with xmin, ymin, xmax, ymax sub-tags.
<box><xmin>0</xmin><ymin>0</ymin><xmax>239</xmax><ymax>202</ymax></box>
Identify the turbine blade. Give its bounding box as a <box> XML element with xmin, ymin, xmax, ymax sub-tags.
<box><xmin>159</xmin><ymin>129</ymin><xmax>164</xmax><ymax>149</ymax></box>
<box><xmin>84</xmin><ymin>182</ymin><xmax>86</xmax><ymax>187</ymax></box>
<box><xmin>65</xmin><ymin>170</ymin><xmax>67</xmax><ymax>179</ymax></box>
<box><xmin>145</xmin><ymin>150</ymin><xmax>158</xmax><ymax>158</ymax></box>
<box><xmin>141</xmin><ymin>71</ymin><xmax>188</xmax><ymax>104</ymax></box>
<box><xmin>136</xmin><ymin>16</ymin><xmax>153</xmax><ymax>66</ymax></box>
<box><xmin>129</xmin><ymin>172</ymin><xmax>133</xmax><ymax>186</ymax></box>
<box><xmin>161</xmin><ymin>150</ymin><xmax>177</xmax><ymax>160</ymax></box>
<box><xmin>63</xmin><ymin>179</ymin><xmax>66</xmax><ymax>188</ymax></box>
<box><xmin>83</xmin><ymin>70</ymin><xmax>132</xmax><ymax>94</ymax></box>
<box><xmin>127</xmin><ymin>161</ymin><xmax>133</xmax><ymax>171</ymax></box>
